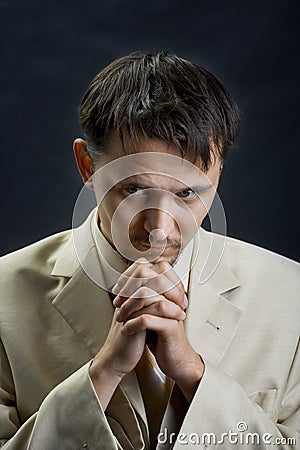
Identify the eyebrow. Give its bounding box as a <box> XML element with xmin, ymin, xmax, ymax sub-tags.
<box><xmin>118</xmin><ymin>178</ymin><xmax>212</xmax><ymax>192</ymax></box>
<box><xmin>188</xmin><ymin>184</ymin><xmax>212</xmax><ymax>192</ymax></box>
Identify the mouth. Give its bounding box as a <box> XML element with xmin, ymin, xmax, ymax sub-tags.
<box><xmin>130</xmin><ymin>236</ymin><xmax>181</xmax><ymax>255</ymax></box>
<box><xmin>135</xmin><ymin>242</ymin><xmax>180</xmax><ymax>255</ymax></box>
<box><xmin>140</xmin><ymin>243</ymin><xmax>166</xmax><ymax>248</ymax></box>
<box><xmin>130</xmin><ymin>241</ymin><xmax>181</xmax><ymax>265</ymax></box>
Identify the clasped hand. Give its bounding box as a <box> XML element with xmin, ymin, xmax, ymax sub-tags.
<box><xmin>89</xmin><ymin>258</ymin><xmax>204</xmax><ymax>407</ymax></box>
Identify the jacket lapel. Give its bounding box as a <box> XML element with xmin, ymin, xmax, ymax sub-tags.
<box><xmin>185</xmin><ymin>227</ymin><xmax>243</xmax><ymax>366</ymax></box>
<box><xmin>51</xmin><ymin>213</ymin><xmax>114</xmax><ymax>356</ymax></box>
<box><xmin>185</xmin><ymin>279</ymin><xmax>243</xmax><ymax>366</ymax></box>
<box><xmin>52</xmin><ymin>257</ymin><xmax>114</xmax><ymax>356</ymax></box>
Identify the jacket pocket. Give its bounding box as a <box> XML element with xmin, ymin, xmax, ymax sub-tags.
<box><xmin>248</xmin><ymin>388</ymin><xmax>278</xmax><ymax>414</ymax></box>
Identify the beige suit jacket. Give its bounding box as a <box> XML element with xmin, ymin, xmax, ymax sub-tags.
<box><xmin>0</xmin><ymin>213</ymin><xmax>299</xmax><ymax>449</ymax></box>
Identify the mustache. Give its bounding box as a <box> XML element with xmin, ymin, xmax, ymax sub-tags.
<box><xmin>131</xmin><ymin>235</ymin><xmax>181</xmax><ymax>249</ymax></box>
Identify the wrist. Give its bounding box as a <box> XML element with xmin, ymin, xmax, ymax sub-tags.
<box><xmin>89</xmin><ymin>357</ymin><xmax>124</xmax><ymax>410</ymax></box>
<box><xmin>174</xmin><ymin>355</ymin><xmax>205</xmax><ymax>403</ymax></box>
<box><xmin>89</xmin><ymin>355</ymin><xmax>126</xmax><ymax>384</ymax></box>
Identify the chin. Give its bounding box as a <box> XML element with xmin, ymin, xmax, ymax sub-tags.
<box><xmin>127</xmin><ymin>242</ymin><xmax>181</xmax><ymax>266</ymax></box>
<box><xmin>144</xmin><ymin>253</ymin><xmax>179</xmax><ymax>266</ymax></box>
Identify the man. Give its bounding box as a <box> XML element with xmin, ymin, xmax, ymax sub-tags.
<box><xmin>0</xmin><ymin>52</ymin><xmax>299</xmax><ymax>449</ymax></box>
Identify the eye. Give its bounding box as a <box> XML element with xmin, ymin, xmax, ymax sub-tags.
<box><xmin>125</xmin><ymin>186</ymin><xmax>145</xmax><ymax>195</ymax></box>
<box><xmin>177</xmin><ymin>189</ymin><xmax>197</xmax><ymax>200</ymax></box>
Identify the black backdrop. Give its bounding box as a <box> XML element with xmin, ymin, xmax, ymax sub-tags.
<box><xmin>1</xmin><ymin>0</ymin><xmax>299</xmax><ymax>261</ymax></box>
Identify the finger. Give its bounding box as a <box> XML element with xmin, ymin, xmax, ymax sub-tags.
<box><xmin>152</xmin><ymin>261</ymin><xmax>182</xmax><ymax>286</ymax></box>
<box><xmin>149</xmin><ymin>261</ymin><xmax>188</xmax><ymax>309</ymax></box>
<box><xmin>121</xmin><ymin>315</ymin><xmax>179</xmax><ymax>336</ymax></box>
<box><xmin>112</xmin><ymin>258</ymin><xmax>150</xmax><ymax>295</ymax></box>
<box><xmin>114</xmin><ymin>269</ymin><xmax>185</xmax><ymax>309</ymax></box>
<box><xmin>123</xmin><ymin>300</ymin><xmax>186</xmax><ymax>322</ymax></box>
<box><xmin>113</xmin><ymin>264</ymin><xmax>158</xmax><ymax>307</ymax></box>
<box><xmin>125</xmin><ymin>260</ymin><xmax>181</xmax><ymax>294</ymax></box>
<box><xmin>115</xmin><ymin>287</ymin><xmax>159</xmax><ymax>321</ymax></box>
<box><xmin>113</xmin><ymin>260</ymin><xmax>187</xmax><ymax>310</ymax></box>
<box><xmin>145</xmin><ymin>273</ymin><xmax>186</xmax><ymax>309</ymax></box>
<box><xmin>114</xmin><ymin>272</ymin><xmax>187</xmax><ymax>310</ymax></box>
<box><xmin>113</xmin><ymin>258</ymin><xmax>180</xmax><ymax>296</ymax></box>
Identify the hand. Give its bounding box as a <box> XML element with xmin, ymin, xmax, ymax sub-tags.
<box><xmin>112</xmin><ymin>258</ymin><xmax>188</xmax><ymax>310</ymax></box>
<box><xmin>89</xmin><ymin>308</ymin><xmax>146</xmax><ymax>410</ymax></box>
<box><xmin>112</xmin><ymin>258</ymin><xmax>205</xmax><ymax>402</ymax></box>
<box><xmin>90</xmin><ymin>259</ymin><xmax>181</xmax><ymax>408</ymax></box>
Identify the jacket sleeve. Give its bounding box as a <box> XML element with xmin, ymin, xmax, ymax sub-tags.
<box><xmin>171</xmin><ymin>354</ymin><xmax>300</xmax><ymax>449</ymax></box>
<box><xmin>0</xmin><ymin>337</ymin><xmax>143</xmax><ymax>450</ymax></box>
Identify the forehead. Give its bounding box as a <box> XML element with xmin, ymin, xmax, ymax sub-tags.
<box><xmin>94</xmin><ymin>150</ymin><xmax>211</xmax><ymax>191</ymax></box>
<box><xmin>100</xmin><ymin>132</ymin><xmax>211</xmax><ymax>168</ymax></box>
<box><xmin>95</xmin><ymin>134</ymin><xmax>220</xmax><ymax>184</ymax></box>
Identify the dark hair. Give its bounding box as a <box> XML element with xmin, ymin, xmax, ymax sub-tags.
<box><xmin>79</xmin><ymin>51</ymin><xmax>241</xmax><ymax>171</ymax></box>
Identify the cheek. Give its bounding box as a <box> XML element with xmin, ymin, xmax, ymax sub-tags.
<box><xmin>128</xmin><ymin>213</ymin><xmax>145</xmax><ymax>234</ymax></box>
<box><xmin>100</xmin><ymin>194</ymin><xmax>146</xmax><ymax>236</ymax></box>
<box><xmin>197</xmin><ymin>186</ymin><xmax>218</xmax><ymax>217</ymax></box>
<box><xmin>188</xmin><ymin>198</ymin><xmax>212</xmax><ymax>227</ymax></box>
<box><xmin>98</xmin><ymin>193</ymin><xmax>121</xmax><ymax>226</ymax></box>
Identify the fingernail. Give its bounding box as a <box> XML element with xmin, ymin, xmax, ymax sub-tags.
<box><xmin>183</xmin><ymin>294</ymin><xmax>188</xmax><ymax>309</ymax></box>
<box><xmin>113</xmin><ymin>295</ymin><xmax>120</xmax><ymax>307</ymax></box>
<box><xmin>112</xmin><ymin>283</ymin><xmax>119</xmax><ymax>294</ymax></box>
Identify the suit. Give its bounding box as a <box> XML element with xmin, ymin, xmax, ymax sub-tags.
<box><xmin>0</xmin><ymin>211</ymin><xmax>299</xmax><ymax>449</ymax></box>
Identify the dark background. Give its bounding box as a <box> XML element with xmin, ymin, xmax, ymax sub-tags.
<box><xmin>1</xmin><ymin>0</ymin><xmax>299</xmax><ymax>261</ymax></box>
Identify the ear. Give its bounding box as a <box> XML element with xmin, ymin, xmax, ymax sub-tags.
<box><xmin>73</xmin><ymin>138</ymin><xmax>94</xmax><ymax>189</ymax></box>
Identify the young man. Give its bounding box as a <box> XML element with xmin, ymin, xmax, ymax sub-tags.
<box><xmin>0</xmin><ymin>52</ymin><xmax>299</xmax><ymax>449</ymax></box>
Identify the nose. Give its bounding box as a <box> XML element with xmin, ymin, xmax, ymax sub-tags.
<box><xmin>144</xmin><ymin>208</ymin><xmax>175</xmax><ymax>240</ymax></box>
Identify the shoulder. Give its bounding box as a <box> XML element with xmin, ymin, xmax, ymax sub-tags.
<box><xmin>0</xmin><ymin>230</ymin><xmax>72</xmax><ymax>268</ymax></box>
<box><xmin>200</xmin><ymin>228</ymin><xmax>300</xmax><ymax>290</ymax></box>
<box><xmin>224</xmin><ymin>233</ymin><xmax>299</xmax><ymax>281</ymax></box>
<box><xmin>0</xmin><ymin>230</ymin><xmax>72</xmax><ymax>289</ymax></box>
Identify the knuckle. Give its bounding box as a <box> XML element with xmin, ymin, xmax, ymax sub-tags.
<box><xmin>165</xmin><ymin>278</ymin><xmax>176</xmax><ymax>292</ymax></box>
<box><xmin>162</xmin><ymin>263</ymin><xmax>172</xmax><ymax>275</ymax></box>
<box><xmin>148</xmin><ymin>278</ymin><xmax>161</xmax><ymax>294</ymax></box>
<box><xmin>157</xmin><ymin>299</ymin><xmax>167</xmax><ymax>314</ymax></box>
<box><xmin>119</xmin><ymin>285</ymin><xmax>131</xmax><ymax>297</ymax></box>
<box><xmin>137</xmin><ymin>286</ymin><xmax>151</xmax><ymax>299</ymax></box>
<box><xmin>121</xmin><ymin>321</ymin><xmax>129</xmax><ymax>333</ymax></box>
<box><xmin>141</xmin><ymin>284</ymin><xmax>157</xmax><ymax>299</ymax></box>
<box><xmin>178</xmin><ymin>308</ymin><xmax>186</xmax><ymax>320</ymax></box>
<box><xmin>139</xmin><ymin>266</ymin><xmax>150</xmax><ymax>279</ymax></box>
<box><xmin>149</xmin><ymin>275</ymin><xmax>164</xmax><ymax>292</ymax></box>
<box><xmin>140</xmin><ymin>315</ymin><xmax>149</xmax><ymax>328</ymax></box>
<box><xmin>121</xmin><ymin>300</ymin><xmax>131</xmax><ymax>314</ymax></box>
<box><xmin>156</xmin><ymin>261</ymin><xmax>169</xmax><ymax>271</ymax></box>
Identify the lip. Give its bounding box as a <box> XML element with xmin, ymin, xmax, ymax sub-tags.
<box><xmin>138</xmin><ymin>243</ymin><xmax>172</xmax><ymax>251</ymax></box>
